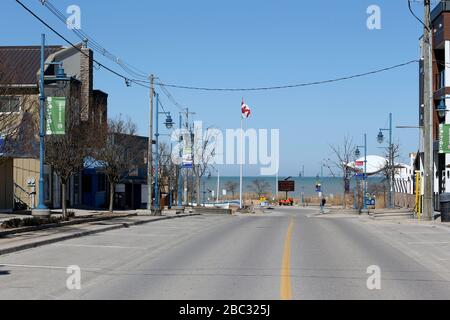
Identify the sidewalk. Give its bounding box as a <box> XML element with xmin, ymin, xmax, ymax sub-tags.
<box><xmin>0</xmin><ymin>211</ymin><xmax>199</xmax><ymax>256</ymax></box>
<box><xmin>327</xmin><ymin>206</ymin><xmax>450</xmax><ymax>226</ymax></box>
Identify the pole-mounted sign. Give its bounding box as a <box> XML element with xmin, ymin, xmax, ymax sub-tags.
<box><xmin>181</xmin><ymin>145</ymin><xmax>193</xmax><ymax>169</ymax></box>
<box><xmin>439</xmin><ymin>124</ymin><xmax>450</xmax><ymax>154</ymax></box>
<box><xmin>46</xmin><ymin>97</ymin><xmax>66</xmax><ymax>135</ymax></box>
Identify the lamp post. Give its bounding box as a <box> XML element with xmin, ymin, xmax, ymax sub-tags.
<box><xmin>34</xmin><ymin>34</ymin><xmax>50</xmax><ymax>217</ymax></box>
<box><xmin>378</xmin><ymin>113</ymin><xmax>393</xmax><ymax>208</ymax></box>
<box><xmin>169</xmin><ymin>142</ymin><xmax>173</xmax><ymax>209</ymax></box>
<box><xmin>355</xmin><ymin>133</ymin><xmax>368</xmax><ymax>212</ymax></box>
<box><xmin>153</xmin><ymin>92</ymin><xmax>174</xmax><ymax>214</ymax></box>
<box><xmin>34</xmin><ymin>34</ymin><xmax>71</xmax><ymax>217</ymax></box>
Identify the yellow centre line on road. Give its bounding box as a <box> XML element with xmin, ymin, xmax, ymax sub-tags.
<box><xmin>280</xmin><ymin>217</ymin><xmax>295</xmax><ymax>300</ymax></box>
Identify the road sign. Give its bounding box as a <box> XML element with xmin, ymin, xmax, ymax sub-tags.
<box><xmin>278</xmin><ymin>180</ymin><xmax>295</xmax><ymax>192</ymax></box>
<box><xmin>46</xmin><ymin>97</ymin><xmax>66</xmax><ymax>135</ymax></box>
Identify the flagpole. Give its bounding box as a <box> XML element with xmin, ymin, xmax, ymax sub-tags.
<box><xmin>240</xmin><ymin>116</ymin><xmax>243</xmax><ymax>209</ymax></box>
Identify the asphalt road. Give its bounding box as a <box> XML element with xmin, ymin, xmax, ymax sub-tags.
<box><xmin>1</xmin><ymin>207</ymin><xmax>450</xmax><ymax>300</ymax></box>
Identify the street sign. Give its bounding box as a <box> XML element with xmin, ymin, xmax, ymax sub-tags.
<box><xmin>46</xmin><ymin>97</ymin><xmax>66</xmax><ymax>135</ymax></box>
<box><xmin>440</xmin><ymin>124</ymin><xmax>450</xmax><ymax>154</ymax></box>
<box><xmin>278</xmin><ymin>180</ymin><xmax>295</xmax><ymax>192</ymax></box>
<box><xmin>0</xmin><ymin>135</ymin><xmax>5</xmax><ymax>156</ymax></box>
<box><xmin>181</xmin><ymin>145</ymin><xmax>193</xmax><ymax>169</ymax></box>
<box><xmin>355</xmin><ymin>161</ymin><xmax>364</xmax><ymax>167</ymax></box>
<box><xmin>355</xmin><ymin>173</ymin><xmax>365</xmax><ymax>180</ymax></box>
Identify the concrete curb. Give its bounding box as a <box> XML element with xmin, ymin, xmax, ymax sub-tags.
<box><xmin>0</xmin><ymin>213</ymin><xmax>201</xmax><ymax>256</ymax></box>
<box><xmin>0</xmin><ymin>213</ymin><xmax>138</xmax><ymax>237</ymax></box>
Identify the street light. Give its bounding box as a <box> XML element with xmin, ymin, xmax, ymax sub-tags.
<box><xmin>378</xmin><ymin>113</ymin><xmax>394</xmax><ymax>209</ymax></box>
<box><xmin>437</xmin><ymin>98</ymin><xmax>448</xmax><ymax>119</ymax></box>
<box><xmin>377</xmin><ymin>131</ymin><xmax>384</xmax><ymax>144</ymax></box>
<box><xmin>153</xmin><ymin>92</ymin><xmax>176</xmax><ymax>214</ymax></box>
<box><xmin>164</xmin><ymin>114</ymin><xmax>174</xmax><ymax>130</ymax></box>
<box><xmin>34</xmin><ymin>34</ymin><xmax>71</xmax><ymax>217</ymax></box>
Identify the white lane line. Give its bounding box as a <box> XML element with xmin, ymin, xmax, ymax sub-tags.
<box><xmin>104</xmin><ymin>233</ymin><xmax>178</xmax><ymax>237</ymax></box>
<box><xmin>0</xmin><ymin>263</ymin><xmax>101</xmax><ymax>271</ymax></box>
<box><xmin>408</xmin><ymin>242</ymin><xmax>450</xmax><ymax>245</ymax></box>
<box><xmin>51</xmin><ymin>244</ymin><xmax>147</xmax><ymax>250</ymax></box>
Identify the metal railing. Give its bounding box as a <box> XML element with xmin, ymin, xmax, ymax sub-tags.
<box><xmin>13</xmin><ymin>183</ymin><xmax>31</xmax><ymax>211</ymax></box>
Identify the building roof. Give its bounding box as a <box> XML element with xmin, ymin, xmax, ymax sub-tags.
<box><xmin>347</xmin><ymin>155</ymin><xmax>412</xmax><ymax>177</ymax></box>
<box><xmin>0</xmin><ymin>46</ymin><xmax>63</xmax><ymax>85</ymax></box>
<box><xmin>432</xmin><ymin>1</ymin><xmax>450</xmax><ymax>22</ymax></box>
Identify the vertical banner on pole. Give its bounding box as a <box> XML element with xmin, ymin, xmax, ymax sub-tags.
<box><xmin>46</xmin><ymin>97</ymin><xmax>66</xmax><ymax>135</ymax></box>
<box><xmin>439</xmin><ymin>124</ymin><xmax>450</xmax><ymax>154</ymax></box>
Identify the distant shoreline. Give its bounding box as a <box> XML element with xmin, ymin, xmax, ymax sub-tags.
<box><xmin>200</xmin><ymin>176</ymin><xmax>385</xmax><ymax>198</ymax></box>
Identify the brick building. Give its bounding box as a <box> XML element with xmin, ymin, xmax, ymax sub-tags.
<box><xmin>0</xmin><ymin>43</ymin><xmax>107</xmax><ymax>212</ymax></box>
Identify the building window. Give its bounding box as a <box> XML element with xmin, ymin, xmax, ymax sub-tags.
<box><xmin>440</xmin><ymin>70</ymin><xmax>445</xmax><ymax>89</ymax></box>
<box><xmin>0</xmin><ymin>97</ymin><xmax>20</xmax><ymax>113</ymax></box>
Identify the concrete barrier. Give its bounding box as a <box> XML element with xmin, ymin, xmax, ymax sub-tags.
<box><xmin>193</xmin><ymin>207</ymin><xmax>233</xmax><ymax>215</ymax></box>
<box><xmin>172</xmin><ymin>206</ymin><xmax>185</xmax><ymax>214</ymax></box>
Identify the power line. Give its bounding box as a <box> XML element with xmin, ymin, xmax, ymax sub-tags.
<box><xmin>39</xmin><ymin>0</ymin><xmax>150</xmax><ymax>80</ymax></box>
<box><xmin>15</xmin><ymin>0</ymin><xmax>152</xmax><ymax>90</ymax></box>
<box><xmin>157</xmin><ymin>80</ymin><xmax>186</xmax><ymax>112</ymax></box>
<box><xmin>408</xmin><ymin>0</ymin><xmax>429</xmax><ymax>31</ymax></box>
<box><xmin>153</xmin><ymin>60</ymin><xmax>419</xmax><ymax>92</ymax></box>
<box><xmin>19</xmin><ymin>0</ymin><xmax>419</xmax><ymax>94</ymax></box>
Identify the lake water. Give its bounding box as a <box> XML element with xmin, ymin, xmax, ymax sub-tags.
<box><xmin>201</xmin><ymin>176</ymin><xmax>385</xmax><ymax>198</ymax></box>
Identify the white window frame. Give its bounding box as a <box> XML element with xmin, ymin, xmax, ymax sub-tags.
<box><xmin>0</xmin><ymin>96</ymin><xmax>21</xmax><ymax>115</ymax></box>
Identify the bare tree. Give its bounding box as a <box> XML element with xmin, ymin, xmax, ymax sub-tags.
<box><xmin>155</xmin><ymin>142</ymin><xmax>177</xmax><ymax>209</ymax></box>
<box><xmin>192</xmin><ymin>127</ymin><xmax>217</xmax><ymax>207</ymax></box>
<box><xmin>250</xmin><ymin>179</ymin><xmax>271</xmax><ymax>199</ymax></box>
<box><xmin>45</xmin><ymin>100</ymin><xmax>88</xmax><ymax>218</ymax></box>
<box><xmin>224</xmin><ymin>181</ymin><xmax>239</xmax><ymax>198</ymax></box>
<box><xmin>0</xmin><ymin>66</ymin><xmax>39</xmax><ymax>164</ymax></box>
<box><xmin>380</xmin><ymin>143</ymin><xmax>401</xmax><ymax>207</ymax></box>
<box><xmin>329</xmin><ymin>136</ymin><xmax>356</xmax><ymax>209</ymax></box>
<box><xmin>95</xmin><ymin>115</ymin><xmax>144</xmax><ymax>213</ymax></box>
<box><xmin>381</xmin><ymin>143</ymin><xmax>401</xmax><ymax>181</ymax></box>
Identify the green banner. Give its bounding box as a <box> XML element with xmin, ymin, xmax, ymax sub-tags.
<box><xmin>439</xmin><ymin>124</ymin><xmax>450</xmax><ymax>154</ymax></box>
<box><xmin>46</xmin><ymin>97</ymin><xmax>66</xmax><ymax>135</ymax></box>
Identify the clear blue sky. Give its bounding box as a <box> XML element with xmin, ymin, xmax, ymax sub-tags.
<box><xmin>2</xmin><ymin>0</ymin><xmax>429</xmax><ymax>176</ymax></box>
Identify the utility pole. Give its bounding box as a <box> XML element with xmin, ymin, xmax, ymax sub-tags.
<box><xmin>388</xmin><ymin>113</ymin><xmax>394</xmax><ymax>209</ymax></box>
<box><xmin>147</xmin><ymin>74</ymin><xmax>155</xmax><ymax>213</ymax></box>
<box><xmin>423</xmin><ymin>0</ymin><xmax>434</xmax><ymax>220</ymax></box>
<box><xmin>178</xmin><ymin>113</ymin><xmax>183</xmax><ymax>207</ymax></box>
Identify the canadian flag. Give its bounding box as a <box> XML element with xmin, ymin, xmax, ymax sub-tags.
<box><xmin>241</xmin><ymin>99</ymin><xmax>251</xmax><ymax>119</ymax></box>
